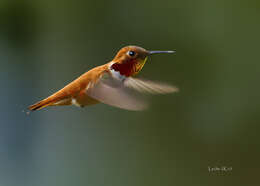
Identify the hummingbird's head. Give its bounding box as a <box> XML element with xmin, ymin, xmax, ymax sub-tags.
<box><xmin>111</xmin><ymin>45</ymin><xmax>175</xmax><ymax>77</ymax></box>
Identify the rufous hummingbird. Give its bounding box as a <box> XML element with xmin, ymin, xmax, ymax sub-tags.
<box><xmin>28</xmin><ymin>46</ymin><xmax>178</xmax><ymax>111</ymax></box>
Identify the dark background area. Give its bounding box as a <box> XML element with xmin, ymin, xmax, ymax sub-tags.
<box><xmin>0</xmin><ymin>0</ymin><xmax>260</xmax><ymax>186</ymax></box>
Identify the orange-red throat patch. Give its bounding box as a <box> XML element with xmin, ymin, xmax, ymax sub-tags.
<box><xmin>111</xmin><ymin>57</ymin><xmax>147</xmax><ymax>77</ymax></box>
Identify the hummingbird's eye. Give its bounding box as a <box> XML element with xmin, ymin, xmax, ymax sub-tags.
<box><xmin>128</xmin><ymin>51</ymin><xmax>135</xmax><ymax>57</ymax></box>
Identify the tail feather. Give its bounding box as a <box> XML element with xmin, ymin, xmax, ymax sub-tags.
<box><xmin>28</xmin><ymin>98</ymin><xmax>56</xmax><ymax>111</ymax></box>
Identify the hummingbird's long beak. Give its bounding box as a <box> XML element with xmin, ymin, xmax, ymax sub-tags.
<box><xmin>148</xmin><ymin>50</ymin><xmax>176</xmax><ymax>55</ymax></box>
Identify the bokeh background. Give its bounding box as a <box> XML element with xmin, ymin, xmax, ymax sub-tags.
<box><xmin>1</xmin><ymin>0</ymin><xmax>260</xmax><ymax>186</ymax></box>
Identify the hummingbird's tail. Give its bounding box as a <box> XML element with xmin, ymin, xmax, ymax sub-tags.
<box><xmin>28</xmin><ymin>98</ymin><xmax>55</xmax><ymax>111</ymax></box>
<box><xmin>28</xmin><ymin>94</ymin><xmax>71</xmax><ymax>111</ymax></box>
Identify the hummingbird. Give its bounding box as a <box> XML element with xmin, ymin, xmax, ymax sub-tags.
<box><xmin>28</xmin><ymin>45</ymin><xmax>178</xmax><ymax>111</ymax></box>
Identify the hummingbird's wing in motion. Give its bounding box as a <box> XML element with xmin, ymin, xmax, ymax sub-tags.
<box><xmin>124</xmin><ymin>77</ymin><xmax>179</xmax><ymax>94</ymax></box>
<box><xmin>86</xmin><ymin>73</ymin><xmax>148</xmax><ymax>111</ymax></box>
<box><xmin>86</xmin><ymin>72</ymin><xmax>178</xmax><ymax>111</ymax></box>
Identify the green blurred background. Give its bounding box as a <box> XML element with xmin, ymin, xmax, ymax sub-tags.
<box><xmin>1</xmin><ymin>0</ymin><xmax>260</xmax><ymax>185</ymax></box>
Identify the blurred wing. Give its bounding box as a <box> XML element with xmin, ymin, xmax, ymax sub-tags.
<box><xmin>86</xmin><ymin>74</ymin><xmax>148</xmax><ymax>111</ymax></box>
<box><xmin>124</xmin><ymin>77</ymin><xmax>179</xmax><ymax>94</ymax></box>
